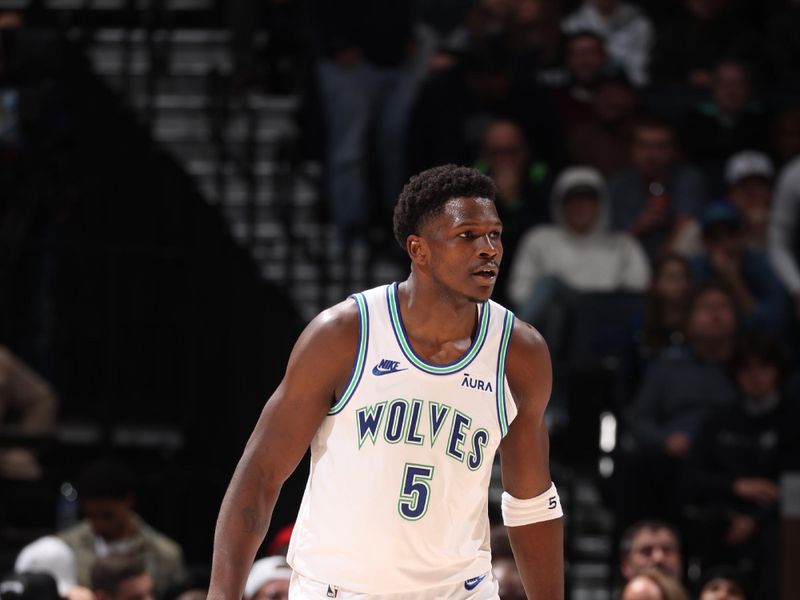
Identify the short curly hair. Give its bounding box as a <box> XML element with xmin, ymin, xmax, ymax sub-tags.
<box><xmin>393</xmin><ymin>164</ymin><xmax>496</xmax><ymax>248</ymax></box>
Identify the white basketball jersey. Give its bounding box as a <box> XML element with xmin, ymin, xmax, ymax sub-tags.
<box><xmin>287</xmin><ymin>283</ymin><xmax>518</xmax><ymax>594</ymax></box>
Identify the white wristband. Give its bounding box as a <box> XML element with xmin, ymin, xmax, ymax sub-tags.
<box><xmin>501</xmin><ymin>482</ymin><xmax>563</xmax><ymax>527</ymax></box>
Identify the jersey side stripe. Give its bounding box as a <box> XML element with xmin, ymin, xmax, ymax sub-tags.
<box><xmin>495</xmin><ymin>310</ymin><xmax>515</xmax><ymax>437</ymax></box>
<box><xmin>386</xmin><ymin>283</ymin><xmax>491</xmax><ymax>375</ymax></box>
<box><xmin>328</xmin><ymin>293</ymin><xmax>369</xmax><ymax>415</ymax></box>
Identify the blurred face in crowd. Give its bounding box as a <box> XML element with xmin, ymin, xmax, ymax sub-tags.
<box><xmin>703</xmin><ymin>223</ymin><xmax>742</xmax><ymax>262</ymax></box>
<box><xmin>686</xmin><ymin>289</ymin><xmax>737</xmax><ymax>342</ymax></box>
<box><xmin>82</xmin><ymin>496</ymin><xmax>134</xmax><ymax>541</ymax></box>
<box><xmin>654</xmin><ymin>258</ymin><xmax>692</xmax><ymax>305</ymax></box>
<box><xmin>622</xmin><ymin>527</ymin><xmax>682</xmax><ymax>580</ymax></box>
<box><xmin>595</xmin><ymin>81</ymin><xmax>639</xmax><ymax>123</ymax></box>
<box><xmin>699</xmin><ymin>577</ymin><xmax>746</xmax><ymax>600</ymax></box>
<box><xmin>97</xmin><ymin>573</ymin><xmax>155</xmax><ymax>600</ymax></box>
<box><xmin>563</xmin><ymin>192</ymin><xmax>600</xmax><ymax>235</ymax></box>
<box><xmin>566</xmin><ymin>34</ymin><xmax>606</xmax><ymax>86</ymax></box>
<box><xmin>713</xmin><ymin>62</ymin><xmax>752</xmax><ymax>116</ymax></box>
<box><xmin>729</xmin><ymin>177</ymin><xmax>771</xmax><ymax>232</ymax></box>
<box><xmin>482</xmin><ymin>121</ymin><xmax>528</xmax><ymax>173</ymax></box>
<box><xmin>592</xmin><ymin>0</ymin><xmax>619</xmax><ymax>15</ymax></box>
<box><xmin>252</xmin><ymin>579</ymin><xmax>290</xmax><ymax>600</ymax></box>
<box><xmin>686</xmin><ymin>0</ymin><xmax>728</xmax><ymax>20</ymax></box>
<box><xmin>631</xmin><ymin>126</ymin><xmax>676</xmax><ymax>180</ymax></box>
<box><xmin>621</xmin><ymin>576</ymin><xmax>665</xmax><ymax>600</ymax></box>
<box><xmin>736</xmin><ymin>358</ymin><xmax>779</xmax><ymax>401</ymax></box>
<box><xmin>514</xmin><ymin>0</ymin><xmax>549</xmax><ymax>24</ymax></box>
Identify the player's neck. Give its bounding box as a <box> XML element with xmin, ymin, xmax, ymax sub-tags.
<box><xmin>398</xmin><ymin>276</ymin><xmax>479</xmax><ymax>343</ymax></box>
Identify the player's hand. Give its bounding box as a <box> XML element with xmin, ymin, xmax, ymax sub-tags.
<box><xmin>725</xmin><ymin>512</ymin><xmax>756</xmax><ymax>545</ymax></box>
<box><xmin>663</xmin><ymin>431</ymin><xmax>691</xmax><ymax>457</ymax></box>
<box><xmin>733</xmin><ymin>477</ymin><xmax>779</xmax><ymax>504</ymax></box>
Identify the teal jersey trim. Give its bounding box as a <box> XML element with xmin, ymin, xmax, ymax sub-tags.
<box><xmin>329</xmin><ymin>293</ymin><xmax>369</xmax><ymax>415</ymax></box>
<box><xmin>495</xmin><ymin>310</ymin><xmax>515</xmax><ymax>437</ymax></box>
<box><xmin>387</xmin><ymin>283</ymin><xmax>491</xmax><ymax>375</ymax></box>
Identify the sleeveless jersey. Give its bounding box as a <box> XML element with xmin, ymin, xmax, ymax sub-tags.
<box><xmin>287</xmin><ymin>283</ymin><xmax>519</xmax><ymax>594</ymax></box>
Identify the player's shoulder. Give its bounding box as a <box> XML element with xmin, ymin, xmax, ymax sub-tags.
<box><xmin>504</xmin><ymin>316</ymin><xmax>551</xmax><ymax>384</ymax></box>
<box><xmin>301</xmin><ymin>297</ymin><xmax>361</xmax><ymax>347</ymax></box>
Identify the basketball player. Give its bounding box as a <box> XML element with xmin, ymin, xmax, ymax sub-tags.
<box><xmin>208</xmin><ymin>165</ymin><xmax>564</xmax><ymax>599</ymax></box>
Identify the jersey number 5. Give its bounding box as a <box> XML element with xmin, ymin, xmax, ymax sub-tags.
<box><xmin>398</xmin><ymin>463</ymin><xmax>435</xmax><ymax>520</ymax></box>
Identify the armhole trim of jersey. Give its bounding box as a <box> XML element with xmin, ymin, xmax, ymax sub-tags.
<box><xmin>495</xmin><ymin>310</ymin><xmax>515</xmax><ymax>437</ymax></box>
<box><xmin>328</xmin><ymin>293</ymin><xmax>369</xmax><ymax>415</ymax></box>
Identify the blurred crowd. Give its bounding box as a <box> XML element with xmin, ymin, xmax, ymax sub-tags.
<box><xmin>3</xmin><ymin>0</ymin><xmax>800</xmax><ymax>599</ymax></box>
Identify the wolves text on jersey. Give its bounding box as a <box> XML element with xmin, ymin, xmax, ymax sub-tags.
<box><xmin>355</xmin><ymin>399</ymin><xmax>490</xmax><ymax>471</ymax></box>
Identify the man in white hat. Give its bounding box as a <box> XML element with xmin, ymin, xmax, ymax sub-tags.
<box><xmin>14</xmin><ymin>536</ymin><xmax>94</xmax><ymax>600</ymax></box>
<box><xmin>243</xmin><ymin>556</ymin><xmax>291</xmax><ymax>600</ymax></box>
<box><xmin>725</xmin><ymin>150</ymin><xmax>775</xmax><ymax>252</ymax></box>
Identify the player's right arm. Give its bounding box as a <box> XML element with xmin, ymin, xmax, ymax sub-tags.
<box><xmin>207</xmin><ymin>299</ymin><xmax>359</xmax><ymax>600</ymax></box>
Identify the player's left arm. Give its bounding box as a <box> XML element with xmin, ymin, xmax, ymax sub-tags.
<box><xmin>499</xmin><ymin>318</ymin><xmax>564</xmax><ymax>600</ymax></box>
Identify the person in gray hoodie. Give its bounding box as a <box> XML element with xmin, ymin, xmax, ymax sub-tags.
<box><xmin>507</xmin><ymin>166</ymin><xmax>650</xmax><ymax>359</ymax></box>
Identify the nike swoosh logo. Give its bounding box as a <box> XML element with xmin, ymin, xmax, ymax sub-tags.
<box><xmin>371</xmin><ymin>365</ymin><xmax>408</xmax><ymax>376</ymax></box>
<box><xmin>464</xmin><ymin>575</ymin><xmax>486</xmax><ymax>590</ymax></box>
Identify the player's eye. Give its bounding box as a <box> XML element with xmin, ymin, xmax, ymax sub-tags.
<box><xmin>458</xmin><ymin>231</ymin><xmax>475</xmax><ymax>239</ymax></box>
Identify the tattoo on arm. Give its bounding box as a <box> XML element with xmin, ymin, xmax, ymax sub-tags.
<box><xmin>240</xmin><ymin>506</ymin><xmax>265</xmax><ymax>534</ymax></box>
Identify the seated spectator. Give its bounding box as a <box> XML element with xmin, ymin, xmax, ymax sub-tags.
<box><xmin>561</xmin><ymin>0</ymin><xmax>654</xmax><ymax>86</ymax></box>
<box><xmin>621</xmin><ymin>569</ymin><xmax>689</xmax><ymax>600</ymax></box>
<box><xmin>507</xmin><ymin>0</ymin><xmax>564</xmax><ymax>80</ymax></box>
<box><xmin>724</xmin><ymin>151</ymin><xmax>775</xmax><ymax>252</ymax></box>
<box><xmin>608</xmin><ymin>116</ymin><xmax>707</xmax><ymax>260</ymax></box>
<box><xmin>508</xmin><ymin>166</ymin><xmax>650</xmax><ymax>359</ymax></box>
<box><xmin>768</xmin><ymin>152</ymin><xmax>800</xmax><ymax>321</ymax></box>
<box><xmin>547</xmin><ymin>30</ymin><xmax>610</xmax><ymax>127</ymax></box>
<box><xmin>650</xmin><ymin>0</ymin><xmax>762</xmax><ymax>88</ymax></box>
<box><xmin>0</xmin><ymin>345</ymin><xmax>57</xmax><ymax>481</ymax></box>
<box><xmin>691</xmin><ymin>202</ymin><xmax>787</xmax><ymax>334</ymax></box>
<box><xmin>90</xmin><ymin>556</ymin><xmax>153</xmax><ymax>600</ymax></box>
<box><xmin>15</xmin><ymin>536</ymin><xmax>94</xmax><ymax>600</ymax></box>
<box><xmin>475</xmin><ymin>118</ymin><xmax>552</xmax><ymax>304</ymax></box>
<box><xmin>565</xmin><ymin>67</ymin><xmax>640</xmax><ymax>178</ymax></box>
<box><xmin>0</xmin><ymin>572</ymin><xmax>60</xmax><ymax>600</ymax></box>
<box><xmin>616</xmin><ymin>283</ymin><xmax>739</xmax><ymax>524</ymax></box>
<box><xmin>243</xmin><ymin>556</ymin><xmax>291</xmax><ymax>600</ymax></box>
<box><xmin>681</xmin><ymin>61</ymin><xmax>770</xmax><ymax>193</ymax></box>
<box><xmin>698</xmin><ymin>566</ymin><xmax>749</xmax><ymax>600</ymax></box>
<box><xmin>637</xmin><ymin>254</ymin><xmax>693</xmax><ymax>366</ymax></box>
<box><xmin>682</xmin><ymin>335</ymin><xmax>795</xmax><ymax>600</ymax></box>
<box><xmin>57</xmin><ymin>458</ymin><xmax>186</xmax><ymax>597</ymax></box>
<box><xmin>620</xmin><ymin>520</ymin><xmax>683</xmax><ymax>582</ymax></box>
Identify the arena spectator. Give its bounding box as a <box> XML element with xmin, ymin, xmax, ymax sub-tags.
<box><xmin>0</xmin><ymin>345</ymin><xmax>57</xmax><ymax>481</ymax></box>
<box><xmin>621</xmin><ymin>569</ymin><xmax>689</xmax><ymax>600</ymax></box>
<box><xmin>311</xmin><ymin>0</ymin><xmax>420</xmax><ymax>240</ymax></box>
<box><xmin>724</xmin><ymin>151</ymin><xmax>775</xmax><ymax>252</ymax></box>
<box><xmin>57</xmin><ymin>458</ymin><xmax>186</xmax><ymax>596</ymax></box>
<box><xmin>90</xmin><ymin>556</ymin><xmax>153</xmax><ymax>600</ymax></box>
<box><xmin>15</xmin><ymin>536</ymin><xmax>94</xmax><ymax>600</ymax></box>
<box><xmin>565</xmin><ymin>67</ymin><xmax>640</xmax><ymax>178</ymax></box>
<box><xmin>508</xmin><ymin>166</ymin><xmax>650</xmax><ymax>359</ymax></box>
<box><xmin>243</xmin><ymin>556</ymin><xmax>291</xmax><ymax>600</ymax></box>
<box><xmin>697</xmin><ymin>566</ymin><xmax>749</xmax><ymax>600</ymax></box>
<box><xmin>681</xmin><ymin>61</ymin><xmax>770</xmax><ymax>192</ymax></box>
<box><xmin>507</xmin><ymin>0</ymin><xmax>564</xmax><ymax>81</ymax></box>
<box><xmin>650</xmin><ymin>0</ymin><xmax>762</xmax><ymax>88</ymax></box>
<box><xmin>637</xmin><ymin>253</ymin><xmax>693</xmax><ymax>366</ymax></box>
<box><xmin>620</xmin><ymin>521</ymin><xmax>683</xmax><ymax>582</ymax></box>
<box><xmin>548</xmin><ymin>30</ymin><xmax>610</xmax><ymax>127</ymax></box>
<box><xmin>608</xmin><ymin>116</ymin><xmax>707</xmax><ymax>259</ymax></box>
<box><xmin>768</xmin><ymin>153</ymin><xmax>800</xmax><ymax>320</ymax></box>
<box><xmin>475</xmin><ymin>119</ymin><xmax>552</xmax><ymax>304</ymax></box>
<box><xmin>682</xmin><ymin>335</ymin><xmax>795</xmax><ymax>600</ymax></box>
<box><xmin>691</xmin><ymin>202</ymin><xmax>787</xmax><ymax>334</ymax></box>
<box><xmin>409</xmin><ymin>34</ymin><xmax>561</xmax><ymax>173</ymax></box>
<box><xmin>617</xmin><ymin>283</ymin><xmax>739</xmax><ymax>524</ymax></box>
<box><xmin>561</xmin><ymin>0</ymin><xmax>654</xmax><ymax>86</ymax></box>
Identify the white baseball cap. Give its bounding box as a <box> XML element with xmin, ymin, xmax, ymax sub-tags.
<box><xmin>725</xmin><ymin>150</ymin><xmax>775</xmax><ymax>185</ymax></box>
<box><xmin>244</xmin><ymin>556</ymin><xmax>292</xmax><ymax>600</ymax></box>
<box><xmin>14</xmin><ymin>536</ymin><xmax>77</xmax><ymax>597</ymax></box>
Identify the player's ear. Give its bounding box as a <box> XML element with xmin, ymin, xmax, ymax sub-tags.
<box><xmin>407</xmin><ymin>235</ymin><xmax>429</xmax><ymax>265</ymax></box>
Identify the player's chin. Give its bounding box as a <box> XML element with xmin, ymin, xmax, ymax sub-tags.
<box><xmin>466</xmin><ymin>278</ymin><xmax>496</xmax><ymax>302</ymax></box>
